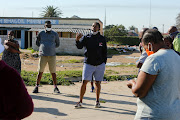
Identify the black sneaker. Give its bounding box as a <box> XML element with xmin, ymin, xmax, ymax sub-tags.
<box><xmin>32</xmin><ymin>86</ymin><xmax>39</xmax><ymax>93</ymax></box>
<box><xmin>54</xmin><ymin>87</ymin><xmax>60</xmax><ymax>93</ymax></box>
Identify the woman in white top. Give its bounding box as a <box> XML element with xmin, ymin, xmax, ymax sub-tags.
<box><xmin>127</xmin><ymin>29</ymin><xmax>180</xmax><ymax>120</ymax></box>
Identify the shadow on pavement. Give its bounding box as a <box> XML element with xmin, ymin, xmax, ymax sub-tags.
<box><xmin>31</xmin><ymin>94</ymin><xmax>136</xmax><ymax>115</ymax></box>
<box><xmin>101</xmin><ymin>92</ymin><xmax>135</xmax><ymax>98</ymax></box>
<box><xmin>34</xmin><ymin>107</ymin><xmax>67</xmax><ymax>116</ymax></box>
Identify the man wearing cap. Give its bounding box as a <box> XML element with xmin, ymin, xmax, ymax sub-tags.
<box><xmin>32</xmin><ymin>20</ymin><xmax>60</xmax><ymax>93</ymax></box>
<box><xmin>0</xmin><ymin>38</ymin><xmax>34</xmax><ymax>119</ymax></box>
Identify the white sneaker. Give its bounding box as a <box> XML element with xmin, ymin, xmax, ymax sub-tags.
<box><xmin>75</xmin><ymin>102</ymin><xmax>83</xmax><ymax>108</ymax></box>
<box><xmin>95</xmin><ymin>101</ymin><xmax>101</xmax><ymax>108</ymax></box>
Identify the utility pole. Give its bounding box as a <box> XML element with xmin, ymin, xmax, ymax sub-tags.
<box><xmin>149</xmin><ymin>0</ymin><xmax>151</xmax><ymax>28</ymax></box>
<box><xmin>104</xmin><ymin>8</ymin><xmax>106</xmax><ymax>28</ymax></box>
<box><xmin>162</xmin><ymin>24</ymin><xmax>164</xmax><ymax>33</ymax></box>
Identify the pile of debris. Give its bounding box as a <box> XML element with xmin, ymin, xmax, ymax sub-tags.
<box><xmin>108</xmin><ymin>45</ymin><xmax>138</xmax><ymax>54</ymax></box>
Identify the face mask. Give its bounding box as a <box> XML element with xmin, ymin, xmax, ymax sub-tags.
<box><xmin>146</xmin><ymin>49</ymin><xmax>154</xmax><ymax>56</ymax></box>
<box><xmin>146</xmin><ymin>43</ymin><xmax>154</xmax><ymax>56</ymax></box>
<box><xmin>46</xmin><ymin>28</ymin><xmax>52</xmax><ymax>32</ymax></box>
<box><xmin>93</xmin><ymin>31</ymin><xmax>99</xmax><ymax>35</ymax></box>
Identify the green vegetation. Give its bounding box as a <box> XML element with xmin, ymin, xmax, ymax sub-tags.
<box><xmin>41</xmin><ymin>5</ymin><xmax>62</xmax><ymax>17</ymax></box>
<box><xmin>21</xmin><ymin>70</ymin><xmax>82</xmax><ymax>86</ymax></box>
<box><xmin>100</xmin><ymin>100</ymin><xmax>106</xmax><ymax>103</ymax></box>
<box><xmin>107</xmin><ymin>36</ymin><xmax>139</xmax><ymax>46</ymax></box>
<box><xmin>57</xmin><ymin>59</ymin><xmax>83</xmax><ymax>63</ymax></box>
<box><xmin>104</xmin><ymin>75</ymin><xmax>137</xmax><ymax>81</ymax></box>
<box><xmin>106</xmin><ymin>64</ymin><xmax>136</xmax><ymax>67</ymax></box>
<box><xmin>21</xmin><ymin>70</ymin><xmax>137</xmax><ymax>86</ymax></box>
<box><xmin>27</xmin><ymin>48</ymin><xmax>38</xmax><ymax>53</ymax></box>
<box><xmin>104</xmin><ymin>24</ymin><xmax>128</xmax><ymax>37</ymax></box>
<box><xmin>107</xmin><ymin>48</ymin><xmax>120</xmax><ymax>55</ymax></box>
<box><xmin>105</xmin><ymin>70</ymin><xmax>119</xmax><ymax>75</ymax></box>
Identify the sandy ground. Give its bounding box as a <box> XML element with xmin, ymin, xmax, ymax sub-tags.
<box><xmin>1</xmin><ymin>49</ymin><xmax>140</xmax><ymax>120</ymax></box>
<box><xmin>25</xmin><ymin>81</ymin><xmax>137</xmax><ymax>120</ymax></box>
<box><xmin>21</xmin><ymin>51</ymin><xmax>140</xmax><ymax>76</ymax></box>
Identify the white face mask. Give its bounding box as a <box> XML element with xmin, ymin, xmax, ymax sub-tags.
<box><xmin>148</xmin><ymin>43</ymin><xmax>153</xmax><ymax>51</ymax></box>
<box><xmin>93</xmin><ymin>31</ymin><xmax>99</xmax><ymax>35</ymax></box>
<box><xmin>46</xmin><ymin>28</ymin><xmax>52</xmax><ymax>32</ymax></box>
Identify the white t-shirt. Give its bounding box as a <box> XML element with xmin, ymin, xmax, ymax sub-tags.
<box><xmin>135</xmin><ymin>49</ymin><xmax>180</xmax><ymax>120</ymax></box>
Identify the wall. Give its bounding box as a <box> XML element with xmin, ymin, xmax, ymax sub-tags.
<box><xmin>57</xmin><ymin>38</ymin><xmax>84</xmax><ymax>55</ymax></box>
<box><xmin>0</xmin><ymin>35</ymin><xmax>7</xmax><ymax>43</ymax></box>
<box><xmin>32</xmin><ymin>32</ymin><xmax>84</xmax><ymax>55</ymax></box>
<box><xmin>0</xmin><ymin>35</ymin><xmax>21</xmax><ymax>47</ymax></box>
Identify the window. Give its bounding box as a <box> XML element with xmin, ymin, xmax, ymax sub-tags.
<box><xmin>0</xmin><ymin>30</ymin><xmax>7</xmax><ymax>35</ymax></box>
<box><xmin>62</xmin><ymin>32</ymin><xmax>71</xmax><ymax>38</ymax></box>
<box><xmin>14</xmin><ymin>30</ymin><xmax>21</xmax><ymax>38</ymax></box>
<box><xmin>71</xmin><ymin>33</ymin><xmax>76</xmax><ymax>38</ymax></box>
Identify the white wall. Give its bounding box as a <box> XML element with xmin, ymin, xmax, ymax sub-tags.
<box><xmin>32</xmin><ymin>32</ymin><xmax>84</xmax><ymax>55</ymax></box>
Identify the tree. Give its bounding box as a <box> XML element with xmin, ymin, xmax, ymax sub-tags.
<box><xmin>104</xmin><ymin>25</ymin><xmax>115</xmax><ymax>30</ymax></box>
<box><xmin>41</xmin><ymin>5</ymin><xmax>62</xmax><ymax>17</ymax></box>
<box><xmin>129</xmin><ymin>25</ymin><xmax>136</xmax><ymax>30</ymax></box>
<box><xmin>176</xmin><ymin>13</ymin><xmax>180</xmax><ymax>29</ymax></box>
<box><xmin>104</xmin><ymin>24</ymin><xmax>128</xmax><ymax>37</ymax></box>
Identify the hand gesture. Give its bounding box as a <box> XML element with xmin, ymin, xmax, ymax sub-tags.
<box><xmin>127</xmin><ymin>80</ymin><xmax>136</xmax><ymax>89</ymax></box>
<box><xmin>76</xmin><ymin>33</ymin><xmax>83</xmax><ymax>41</ymax></box>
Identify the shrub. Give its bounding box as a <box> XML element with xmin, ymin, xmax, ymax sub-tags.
<box><xmin>107</xmin><ymin>36</ymin><xmax>139</xmax><ymax>46</ymax></box>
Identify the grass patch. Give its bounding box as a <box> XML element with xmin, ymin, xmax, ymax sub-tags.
<box><xmin>106</xmin><ymin>64</ymin><xmax>136</xmax><ymax>67</ymax></box>
<box><xmin>26</xmin><ymin>48</ymin><xmax>38</xmax><ymax>53</ymax></box>
<box><xmin>21</xmin><ymin>70</ymin><xmax>82</xmax><ymax>86</ymax></box>
<box><xmin>21</xmin><ymin>70</ymin><xmax>137</xmax><ymax>86</ymax></box>
<box><xmin>58</xmin><ymin>59</ymin><xmax>83</xmax><ymax>63</ymax></box>
<box><xmin>107</xmin><ymin>48</ymin><xmax>120</xmax><ymax>55</ymax></box>
<box><xmin>104</xmin><ymin>75</ymin><xmax>137</xmax><ymax>81</ymax></box>
<box><xmin>100</xmin><ymin>100</ymin><xmax>106</xmax><ymax>103</ymax></box>
<box><xmin>105</xmin><ymin>70</ymin><xmax>119</xmax><ymax>75</ymax></box>
<box><xmin>57</xmin><ymin>70</ymin><xmax>82</xmax><ymax>78</ymax></box>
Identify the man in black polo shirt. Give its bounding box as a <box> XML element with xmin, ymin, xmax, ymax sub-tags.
<box><xmin>75</xmin><ymin>22</ymin><xmax>107</xmax><ymax>108</ymax></box>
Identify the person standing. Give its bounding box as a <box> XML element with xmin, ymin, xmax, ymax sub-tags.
<box><xmin>32</xmin><ymin>20</ymin><xmax>60</xmax><ymax>93</ymax></box>
<box><xmin>2</xmin><ymin>31</ymin><xmax>21</xmax><ymax>74</ymax></box>
<box><xmin>127</xmin><ymin>29</ymin><xmax>180</xmax><ymax>120</ymax></box>
<box><xmin>136</xmin><ymin>28</ymin><xmax>149</xmax><ymax>71</ymax></box>
<box><xmin>75</xmin><ymin>22</ymin><xmax>107</xmax><ymax>108</ymax></box>
<box><xmin>0</xmin><ymin>38</ymin><xmax>34</xmax><ymax>120</ymax></box>
<box><xmin>168</xmin><ymin>26</ymin><xmax>180</xmax><ymax>52</ymax></box>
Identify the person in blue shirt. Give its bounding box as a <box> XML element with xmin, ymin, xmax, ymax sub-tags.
<box><xmin>32</xmin><ymin>20</ymin><xmax>60</xmax><ymax>94</ymax></box>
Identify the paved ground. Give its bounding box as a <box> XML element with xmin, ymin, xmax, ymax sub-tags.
<box><xmin>25</xmin><ymin>81</ymin><xmax>137</xmax><ymax>120</ymax></box>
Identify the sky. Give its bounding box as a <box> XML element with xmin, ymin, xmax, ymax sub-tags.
<box><xmin>1</xmin><ymin>0</ymin><xmax>180</xmax><ymax>33</ymax></box>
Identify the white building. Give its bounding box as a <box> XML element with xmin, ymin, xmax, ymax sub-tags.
<box><xmin>0</xmin><ymin>17</ymin><xmax>103</xmax><ymax>55</ymax></box>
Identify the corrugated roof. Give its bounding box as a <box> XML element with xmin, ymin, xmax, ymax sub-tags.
<box><xmin>29</xmin><ymin>28</ymin><xmax>91</xmax><ymax>35</ymax></box>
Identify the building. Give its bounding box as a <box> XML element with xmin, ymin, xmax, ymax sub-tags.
<box><xmin>0</xmin><ymin>17</ymin><xmax>103</xmax><ymax>55</ymax></box>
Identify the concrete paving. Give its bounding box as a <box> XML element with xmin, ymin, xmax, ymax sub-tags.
<box><xmin>25</xmin><ymin>81</ymin><xmax>137</xmax><ymax>120</ymax></box>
